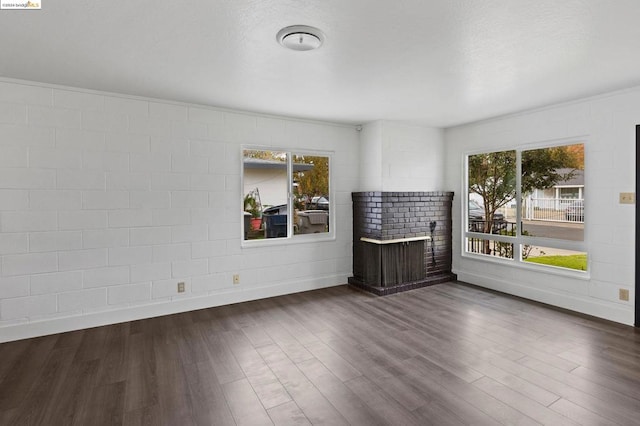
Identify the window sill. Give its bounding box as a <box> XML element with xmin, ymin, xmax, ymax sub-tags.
<box><xmin>461</xmin><ymin>251</ymin><xmax>591</xmax><ymax>281</ymax></box>
<box><xmin>241</xmin><ymin>233</ymin><xmax>336</xmax><ymax>248</ymax></box>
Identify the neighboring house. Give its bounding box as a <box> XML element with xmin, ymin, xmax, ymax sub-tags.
<box><xmin>243</xmin><ymin>158</ymin><xmax>313</xmax><ymax>208</ymax></box>
<box><xmin>526</xmin><ymin>168</ymin><xmax>584</xmax><ymax>221</ymax></box>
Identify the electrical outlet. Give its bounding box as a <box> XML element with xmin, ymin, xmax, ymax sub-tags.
<box><xmin>619</xmin><ymin>288</ymin><xmax>629</xmax><ymax>301</ymax></box>
<box><xmin>233</xmin><ymin>274</ymin><xmax>240</xmax><ymax>285</ymax></box>
<box><xmin>619</xmin><ymin>192</ymin><xmax>635</xmax><ymax>204</ymax></box>
<box><xmin>177</xmin><ymin>282</ymin><xmax>185</xmax><ymax>293</ymax></box>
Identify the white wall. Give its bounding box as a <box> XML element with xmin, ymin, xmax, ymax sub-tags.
<box><xmin>0</xmin><ymin>79</ymin><xmax>359</xmax><ymax>342</ymax></box>
<box><xmin>444</xmin><ymin>88</ymin><xmax>638</xmax><ymax>325</ymax></box>
<box><xmin>359</xmin><ymin>120</ymin><xmax>444</xmax><ymax>191</ymax></box>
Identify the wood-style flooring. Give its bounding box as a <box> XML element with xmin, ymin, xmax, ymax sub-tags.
<box><xmin>1</xmin><ymin>282</ymin><xmax>640</xmax><ymax>425</ymax></box>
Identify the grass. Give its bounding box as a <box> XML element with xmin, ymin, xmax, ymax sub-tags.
<box><xmin>525</xmin><ymin>254</ymin><xmax>587</xmax><ymax>271</ymax></box>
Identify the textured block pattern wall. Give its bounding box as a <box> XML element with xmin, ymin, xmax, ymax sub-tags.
<box><xmin>0</xmin><ymin>81</ymin><xmax>358</xmax><ymax>337</ymax></box>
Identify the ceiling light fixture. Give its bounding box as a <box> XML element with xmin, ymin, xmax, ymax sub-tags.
<box><xmin>276</xmin><ymin>25</ymin><xmax>325</xmax><ymax>51</ymax></box>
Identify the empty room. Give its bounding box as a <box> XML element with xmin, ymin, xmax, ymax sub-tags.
<box><xmin>0</xmin><ymin>1</ymin><xmax>639</xmax><ymax>425</ymax></box>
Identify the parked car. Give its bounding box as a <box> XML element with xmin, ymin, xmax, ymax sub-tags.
<box><xmin>308</xmin><ymin>196</ymin><xmax>329</xmax><ymax>210</ymax></box>
<box><xmin>565</xmin><ymin>200</ymin><xmax>584</xmax><ymax>222</ymax></box>
<box><xmin>468</xmin><ymin>200</ymin><xmax>507</xmax><ymax>233</ymax></box>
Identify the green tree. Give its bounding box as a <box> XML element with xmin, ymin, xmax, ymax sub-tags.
<box><xmin>469</xmin><ymin>145</ymin><xmax>581</xmax><ymax>254</ymax></box>
<box><xmin>294</xmin><ymin>155</ymin><xmax>329</xmax><ymax>200</ymax></box>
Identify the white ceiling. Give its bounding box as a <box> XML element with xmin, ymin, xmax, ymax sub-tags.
<box><xmin>2</xmin><ymin>1</ymin><xmax>640</xmax><ymax>127</ymax></box>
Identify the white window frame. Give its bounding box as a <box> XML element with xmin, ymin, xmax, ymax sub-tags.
<box><xmin>462</xmin><ymin>139</ymin><xmax>589</xmax><ymax>277</ymax></box>
<box><xmin>241</xmin><ymin>146</ymin><xmax>335</xmax><ymax>247</ymax></box>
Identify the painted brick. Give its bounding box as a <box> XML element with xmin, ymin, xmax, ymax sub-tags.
<box><xmin>150</xmin><ymin>136</ymin><xmax>189</xmax><ymax>154</ymax></box>
<box><xmin>149</xmin><ymin>102</ymin><xmax>187</xmax><ymax>121</ymax></box>
<box><xmin>190</xmin><ymin>140</ymin><xmax>225</xmax><ymax>158</ymax></box>
<box><xmin>104</xmin><ymin>96</ymin><xmax>148</xmax><ymax>116</ymax></box>
<box><xmin>0</xmin><ymin>276</ymin><xmax>30</xmax><ymax>298</ymax></box>
<box><xmin>130</xmin><ymin>227</ymin><xmax>171</xmax><ymax>246</ymax></box>
<box><xmin>130</xmin><ymin>191</ymin><xmax>170</xmax><ymax>209</ymax></box>
<box><xmin>58</xmin><ymin>288</ymin><xmax>107</xmax><ymax>312</ymax></box>
<box><xmin>55</xmin><ymin>128</ymin><xmax>105</xmax><ymax>151</ymax></box>
<box><xmin>57</xmin><ymin>170</ymin><xmax>105</xmax><ymax>190</ymax></box>
<box><xmin>191</xmin><ymin>274</ymin><xmax>227</xmax><ymax>294</ymax></box>
<box><xmin>82</xmin><ymin>191</ymin><xmax>129</xmax><ymax>210</ymax></box>
<box><xmin>0</xmin><ymin>189</ymin><xmax>29</xmax><ymax>210</ymax></box>
<box><xmin>31</xmin><ymin>271</ymin><xmax>83</xmax><ymax>295</ymax></box>
<box><xmin>108</xmin><ymin>209</ymin><xmax>152</xmax><ymax>228</ymax></box>
<box><xmin>172</xmin><ymin>259</ymin><xmax>208</xmax><ymax>278</ymax></box>
<box><xmin>29</xmin><ymin>231</ymin><xmax>82</xmax><ymax>253</ymax></box>
<box><xmin>58</xmin><ymin>248</ymin><xmax>107</xmax><ymax>271</ymax></box>
<box><xmin>151</xmin><ymin>173</ymin><xmax>190</xmax><ymax>191</ymax></box>
<box><xmin>105</xmin><ymin>133</ymin><xmax>150</xmax><ymax>153</ymax></box>
<box><xmin>0</xmin><ymin>168</ymin><xmax>56</xmax><ymax>189</ymax></box>
<box><xmin>131</xmin><ymin>262</ymin><xmax>171</xmax><ymax>282</ymax></box>
<box><xmin>130</xmin><ymin>152</ymin><xmax>171</xmax><ymax>172</ymax></box>
<box><xmin>171</xmin><ymin>121</ymin><xmax>208</xmax><ymax>139</ymax></box>
<box><xmin>1</xmin><ymin>211</ymin><xmax>57</xmax><ymax>232</ymax></box>
<box><xmin>58</xmin><ymin>210</ymin><xmax>107</xmax><ymax>231</ymax></box>
<box><xmin>0</xmin><ymin>233</ymin><xmax>28</xmax><ymax>255</ymax></box>
<box><xmin>171</xmin><ymin>224</ymin><xmax>207</xmax><ymax>243</ymax></box>
<box><xmin>82</xmin><ymin>110</ymin><xmax>128</xmax><ymax>133</ymax></box>
<box><xmin>82</xmin><ymin>151</ymin><xmax>129</xmax><ymax>171</ymax></box>
<box><xmin>107</xmin><ymin>283</ymin><xmax>151</xmax><ymax>305</ymax></box>
<box><xmin>128</xmin><ymin>115</ymin><xmax>171</xmax><ymax>136</ymax></box>
<box><xmin>106</xmin><ymin>172</ymin><xmax>150</xmax><ymax>191</ymax></box>
<box><xmin>30</xmin><ymin>190</ymin><xmax>82</xmax><ymax>210</ymax></box>
<box><xmin>152</xmin><ymin>243</ymin><xmax>191</xmax><ymax>262</ymax></box>
<box><xmin>28</xmin><ymin>105</ymin><xmax>81</xmax><ymax>129</ymax></box>
<box><xmin>83</xmin><ymin>229</ymin><xmax>129</xmax><ymax>249</ymax></box>
<box><xmin>191</xmin><ymin>240</ymin><xmax>226</xmax><ymax>259</ymax></box>
<box><xmin>108</xmin><ymin>246</ymin><xmax>152</xmax><ymax>266</ymax></box>
<box><xmin>53</xmin><ymin>89</ymin><xmax>104</xmax><ymax>111</ymax></box>
<box><xmin>190</xmin><ymin>174</ymin><xmax>225</xmax><ymax>191</ymax></box>
<box><xmin>171</xmin><ymin>191</ymin><xmax>208</xmax><ymax>208</ymax></box>
<box><xmin>0</xmin><ymin>102</ymin><xmax>27</xmax><ymax>125</ymax></box>
<box><xmin>0</xmin><ymin>82</ymin><xmax>52</xmax><ymax>105</ymax></box>
<box><xmin>0</xmin><ymin>145</ymin><xmax>27</xmax><ymax>167</ymax></box>
<box><xmin>84</xmin><ymin>266</ymin><xmax>130</xmax><ymax>288</ymax></box>
<box><xmin>0</xmin><ymin>294</ymin><xmax>57</xmax><ymax>320</ymax></box>
<box><xmin>152</xmin><ymin>208</ymin><xmax>190</xmax><ymax>226</ymax></box>
<box><xmin>188</xmin><ymin>107</ymin><xmax>224</xmax><ymax>125</ymax></box>
<box><xmin>152</xmin><ymin>278</ymin><xmax>190</xmax><ymax>299</ymax></box>
<box><xmin>2</xmin><ymin>252</ymin><xmax>58</xmax><ymax>276</ymax></box>
<box><xmin>171</xmin><ymin>154</ymin><xmax>208</xmax><ymax>173</ymax></box>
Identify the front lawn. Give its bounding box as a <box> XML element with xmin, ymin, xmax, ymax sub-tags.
<box><xmin>525</xmin><ymin>254</ymin><xmax>587</xmax><ymax>271</ymax></box>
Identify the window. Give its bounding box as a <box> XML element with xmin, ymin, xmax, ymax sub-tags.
<box><xmin>242</xmin><ymin>148</ymin><xmax>332</xmax><ymax>243</ymax></box>
<box><xmin>465</xmin><ymin>142</ymin><xmax>586</xmax><ymax>272</ymax></box>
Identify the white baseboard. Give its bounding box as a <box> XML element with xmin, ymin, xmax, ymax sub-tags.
<box><xmin>0</xmin><ymin>274</ymin><xmax>348</xmax><ymax>343</ymax></box>
<box><xmin>455</xmin><ymin>270</ymin><xmax>634</xmax><ymax>326</ymax></box>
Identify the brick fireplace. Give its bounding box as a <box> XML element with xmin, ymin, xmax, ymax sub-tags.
<box><xmin>349</xmin><ymin>191</ymin><xmax>456</xmax><ymax>295</ymax></box>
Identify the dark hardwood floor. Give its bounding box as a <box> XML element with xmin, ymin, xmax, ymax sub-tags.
<box><xmin>1</xmin><ymin>282</ymin><xmax>640</xmax><ymax>425</ymax></box>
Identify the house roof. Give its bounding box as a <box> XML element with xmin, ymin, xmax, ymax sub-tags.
<box><xmin>2</xmin><ymin>2</ymin><xmax>640</xmax><ymax>127</ymax></box>
<box><xmin>243</xmin><ymin>158</ymin><xmax>314</xmax><ymax>172</ymax></box>
<box><xmin>556</xmin><ymin>168</ymin><xmax>584</xmax><ymax>187</ymax></box>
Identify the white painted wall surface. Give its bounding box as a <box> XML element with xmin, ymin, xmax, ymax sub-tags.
<box><xmin>444</xmin><ymin>88</ymin><xmax>638</xmax><ymax>325</ymax></box>
<box><xmin>359</xmin><ymin>120</ymin><xmax>444</xmax><ymax>192</ymax></box>
<box><xmin>0</xmin><ymin>79</ymin><xmax>359</xmax><ymax>342</ymax></box>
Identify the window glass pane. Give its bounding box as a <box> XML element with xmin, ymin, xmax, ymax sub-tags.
<box><xmin>292</xmin><ymin>154</ymin><xmax>329</xmax><ymax>235</ymax></box>
<box><xmin>467</xmin><ymin>150</ymin><xmax>517</xmax><ymax>235</ymax></box>
<box><xmin>466</xmin><ymin>237</ymin><xmax>514</xmax><ymax>259</ymax></box>
<box><xmin>524</xmin><ymin>246</ymin><xmax>587</xmax><ymax>271</ymax></box>
<box><xmin>243</xmin><ymin>149</ymin><xmax>288</xmax><ymax>240</ymax></box>
<box><xmin>521</xmin><ymin>144</ymin><xmax>584</xmax><ymax>241</ymax></box>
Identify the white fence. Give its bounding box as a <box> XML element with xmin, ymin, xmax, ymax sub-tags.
<box><xmin>524</xmin><ymin>197</ymin><xmax>584</xmax><ymax>223</ymax></box>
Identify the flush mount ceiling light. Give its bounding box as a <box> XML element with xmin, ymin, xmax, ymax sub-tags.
<box><xmin>276</xmin><ymin>25</ymin><xmax>325</xmax><ymax>51</ymax></box>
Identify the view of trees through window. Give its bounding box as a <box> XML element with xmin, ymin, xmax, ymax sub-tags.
<box><xmin>243</xmin><ymin>149</ymin><xmax>330</xmax><ymax>241</ymax></box>
<box><xmin>466</xmin><ymin>143</ymin><xmax>587</xmax><ymax>271</ymax></box>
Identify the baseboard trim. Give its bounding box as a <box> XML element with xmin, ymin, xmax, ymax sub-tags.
<box><xmin>0</xmin><ymin>274</ymin><xmax>348</xmax><ymax>343</ymax></box>
<box><xmin>455</xmin><ymin>270</ymin><xmax>634</xmax><ymax>326</ymax></box>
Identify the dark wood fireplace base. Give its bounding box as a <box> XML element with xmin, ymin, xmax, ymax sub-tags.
<box><xmin>348</xmin><ymin>273</ymin><xmax>457</xmax><ymax>296</ymax></box>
